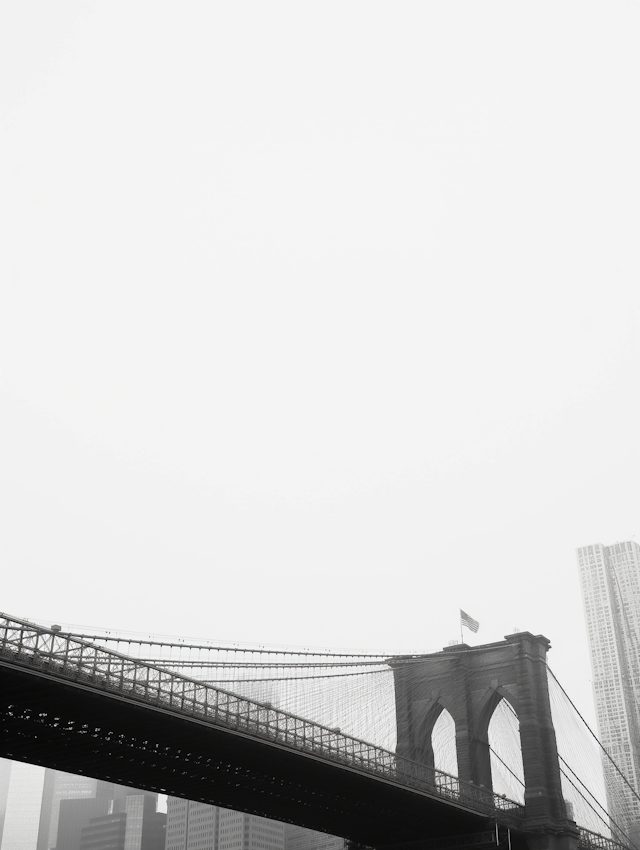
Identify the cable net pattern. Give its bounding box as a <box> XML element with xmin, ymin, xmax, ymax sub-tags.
<box><xmin>547</xmin><ymin>667</ymin><xmax>640</xmax><ymax>848</ymax></box>
<box><xmin>62</xmin><ymin>625</ymin><xmax>403</xmax><ymax>750</ymax></box>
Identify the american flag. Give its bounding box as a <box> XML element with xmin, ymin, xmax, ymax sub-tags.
<box><xmin>460</xmin><ymin>609</ymin><xmax>479</xmax><ymax>633</ymax></box>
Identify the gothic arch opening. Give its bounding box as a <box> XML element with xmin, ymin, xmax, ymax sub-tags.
<box><xmin>487</xmin><ymin>697</ymin><xmax>524</xmax><ymax>804</ymax></box>
<box><xmin>432</xmin><ymin>707</ymin><xmax>458</xmax><ymax>778</ymax></box>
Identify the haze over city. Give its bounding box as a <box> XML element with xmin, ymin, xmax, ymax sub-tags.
<box><xmin>1</xmin><ymin>0</ymin><xmax>640</xmax><ymax>738</ymax></box>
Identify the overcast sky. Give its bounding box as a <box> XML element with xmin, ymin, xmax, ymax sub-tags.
<box><xmin>1</xmin><ymin>1</ymin><xmax>639</xmax><ymax>726</ymax></box>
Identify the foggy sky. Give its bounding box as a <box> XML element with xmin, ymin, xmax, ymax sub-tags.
<box><xmin>1</xmin><ymin>1</ymin><xmax>639</xmax><ymax>728</ymax></box>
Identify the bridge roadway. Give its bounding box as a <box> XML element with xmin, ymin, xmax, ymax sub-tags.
<box><xmin>0</xmin><ymin>615</ymin><xmax>527</xmax><ymax>848</ymax></box>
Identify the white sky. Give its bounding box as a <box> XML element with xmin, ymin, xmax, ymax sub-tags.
<box><xmin>1</xmin><ymin>1</ymin><xmax>639</xmax><ymax>728</ymax></box>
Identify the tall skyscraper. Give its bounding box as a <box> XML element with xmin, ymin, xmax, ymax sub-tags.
<box><xmin>218</xmin><ymin>810</ymin><xmax>283</xmax><ymax>850</ymax></box>
<box><xmin>0</xmin><ymin>761</ymin><xmax>46</xmax><ymax>850</ymax></box>
<box><xmin>55</xmin><ymin>799</ymin><xmax>111</xmax><ymax>850</ymax></box>
<box><xmin>77</xmin><ymin>804</ymin><xmax>166</xmax><ymax>850</ymax></box>
<box><xmin>79</xmin><ymin>813</ymin><xmax>127</xmax><ymax>850</ymax></box>
<box><xmin>0</xmin><ymin>759</ymin><xmax>162</xmax><ymax>850</ymax></box>
<box><xmin>165</xmin><ymin>801</ymin><xmax>286</xmax><ymax>850</ymax></box>
<box><xmin>283</xmin><ymin>824</ymin><xmax>344</xmax><ymax>850</ymax></box>
<box><xmin>165</xmin><ymin>800</ymin><xmax>218</xmax><ymax>850</ymax></box>
<box><xmin>165</xmin><ymin>801</ymin><xmax>285</xmax><ymax>850</ymax></box>
<box><xmin>37</xmin><ymin>770</ymin><xmax>97</xmax><ymax>850</ymax></box>
<box><xmin>0</xmin><ymin>760</ymin><xmax>13</xmax><ymax>848</ymax></box>
<box><xmin>165</xmin><ymin>799</ymin><xmax>344</xmax><ymax>850</ymax></box>
<box><xmin>55</xmin><ymin>792</ymin><xmax>162</xmax><ymax>850</ymax></box>
<box><xmin>577</xmin><ymin>540</ymin><xmax>640</xmax><ymax>841</ymax></box>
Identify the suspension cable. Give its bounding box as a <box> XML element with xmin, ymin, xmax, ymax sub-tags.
<box><xmin>137</xmin><ymin>658</ymin><xmax>392</xmax><ymax>668</ymax></box>
<box><xmin>558</xmin><ymin>755</ymin><xmax>613</xmax><ymax>826</ymax></box>
<box><xmin>64</xmin><ymin>632</ymin><xmax>393</xmax><ymax>658</ymax></box>
<box><xmin>546</xmin><ymin>665</ymin><xmax>640</xmax><ymax>807</ymax></box>
<box><xmin>559</xmin><ymin>767</ymin><xmax>638</xmax><ymax>850</ymax></box>
<box><xmin>488</xmin><ymin>745</ymin><xmax>525</xmax><ymax>787</ymax></box>
<box><xmin>196</xmin><ymin>667</ymin><xmax>391</xmax><ymax>684</ymax></box>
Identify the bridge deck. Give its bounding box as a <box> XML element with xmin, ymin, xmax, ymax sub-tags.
<box><xmin>1</xmin><ymin>659</ymin><xmax>503</xmax><ymax>846</ymax></box>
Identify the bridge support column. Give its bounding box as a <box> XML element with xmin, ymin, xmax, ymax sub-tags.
<box><xmin>505</xmin><ymin>636</ymin><xmax>580</xmax><ymax>850</ymax></box>
<box><xmin>505</xmin><ymin>634</ymin><xmax>566</xmax><ymax>828</ymax></box>
<box><xmin>525</xmin><ymin>830</ymin><xmax>580</xmax><ymax>850</ymax></box>
<box><xmin>391</xmin><ymin>632</ymin><xmax>580</xmax><ymax>850</ymax></box>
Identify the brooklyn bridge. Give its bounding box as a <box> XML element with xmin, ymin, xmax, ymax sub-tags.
<box><xmin>0</xmin><ymin>613</ymin><xmax>631</xmax><ymax>850</ymax></box>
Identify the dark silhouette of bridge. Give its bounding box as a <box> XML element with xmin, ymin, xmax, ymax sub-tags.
<box><xmin>0</xmin><ymin>614</ymin><xmax>626</xmax><ymax>850</ymax></box>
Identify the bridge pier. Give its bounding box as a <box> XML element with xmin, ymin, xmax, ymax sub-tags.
<box><xmin>525</xmin><ymin>829</ymin><xmax>580</xmax><ymax>850</ymax></box>
<box><xmin>390</xmin><ymin>633</ymin><xmax>580</xmax><ymax>850</ymax></box>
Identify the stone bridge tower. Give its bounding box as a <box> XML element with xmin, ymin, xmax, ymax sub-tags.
<box><xmin>391</xmin><ymin>632</ymin><xmax>578</xmax><ymax>850</ymax></box>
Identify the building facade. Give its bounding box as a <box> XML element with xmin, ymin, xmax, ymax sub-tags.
<box><xmin>56</xmin><ymin>792</ymin><xmax>163</xmax><ymax>850</ymax></box>
<box><xmin>165</xmin><ymin>799</ymin><xmax>345</xmax><ymax>850</ymax></box>
<box><xmin>80</xmin><ymin>813</ymin><xmax>127</xmax><ymax>850</ymax></box>
<box><xmin>577</xmin><ymin>540</ymin><xmax>640</xmax><ymax>842</ymax></box>
<box><xmin>0</xmin><ymin>760</ymin><xmax>12</xmax><ymax>848</ymax></box>
<box><xmin>165</xmin><ymin>801</ymin><xmax>284</xmax><ymax>850</ymax></box>
<box><xmin>218</xmin><ymin>809</ymin><xmax>284</xmax><ymax>850</ymax></box>
<box><xmin>55</xmin><ymin>798</ymin><xmax>111</xmax><ymax>850</ymax></box>
<box><xmin>165</xmin><ymin>800</ymin><xmax>218</xmax><ymax>850</ymax></box>
<box><xmin>283</xmin><ymin>825</ymin><xmax>344</xmax><ymax>850</ymax></box>
<box><xmin>37</xmin><ymin>770</ymin><xmax>98</xmax><ymax>850</ymax></box>
<box><xmin>0</xmin><ymin>759</ymin><xmax>163</xmax><ymax>850</ymax></box>
<box><xmin>0</xmin><ymin>761</ymin><xmax>46</xmax><ymax>850</ymax></box>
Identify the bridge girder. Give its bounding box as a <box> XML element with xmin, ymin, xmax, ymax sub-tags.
<box><xmin>1</xmin><ymin>661</ymin><xmax>503</xmax><ymax>848</ymax></box>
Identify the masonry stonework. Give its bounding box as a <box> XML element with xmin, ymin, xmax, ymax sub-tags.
<box><xmin>391</xmin><ymin>633</ymin><xmax>579</xmax><ymax>850</ymax></box>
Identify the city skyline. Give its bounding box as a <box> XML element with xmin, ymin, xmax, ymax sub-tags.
<box><xmin>0</xmin><ymin>764</ymin><xmax>346</xmax><ymax>850</ymax></box>
<box><xmin>0</xmin><ymin>762</ymin><xmax>164</xmax><ymax>850</ymax></box>
<box><xmin>165</xmin><ymin>798</ymin><xmax>345</xmax><ymax>850</ymax></box>
<box><xmin>1</xmin><ymin>2</ymin><xmax>639</xmax><ymax>847</ymax></box>
<box><xmin>2</xmin><ymin>3</ymin><xmax>639</xmax><ymax>730</ymax></box>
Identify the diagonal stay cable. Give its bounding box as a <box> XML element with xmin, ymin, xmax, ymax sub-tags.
<box><xmin>546</xmin><ymin>665</ymin><xmax>640</xmax><ymax>807</ymax></box>
<box><xmin>559</xmin><ymin>767</ymin><xmax>638</xmax><ymax>850</ymax></box>
<box><xmin>558</xmin><ymin>755</ymin><xmax>616</xmax><ymax>824</ymax></box>
<box><xmin>491</xmin><ymin>674</ymin><xmax>620</xmax><ymax>841</ymax></box>
<box><xmin>488</xmin><ymin>745</ymin><xmax>524</xmax><ymax>787</ymax></box>
<box><xmin>513</xmin><ymin>665</ymin><xmax>638</xmax><ymax>844</ymax></box>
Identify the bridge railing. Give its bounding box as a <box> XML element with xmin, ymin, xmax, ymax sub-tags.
<box><xmin>578</xmin><ymin>828</ymin><xmax>634</xmax><ymax>850</ymax></box>
<box><xmin>0</xmin><ymin>613</ymin><xmax>523</xmax><ymax>824</ymax></box>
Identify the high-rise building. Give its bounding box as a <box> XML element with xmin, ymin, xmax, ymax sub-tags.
<box><xmin>0</xmin><ymin>761</ymin><xmax>93</xmax><ymax>850</ymax></box>
<box><xmin>165</xmin><ymin>802</ymin><xmax>285</xmax><ymax>850</ymax></box>
<box><xmin>55</xmin><ymin>792</ymin><xmax>162</xmax><ymax>850</ymax></box>
<box><xmin>165</xmin><ymin>800</ymin><xmax>218</xmax><ymax>850</ymax></box>
<box><xmin>37</xmin><ymin>770</ymin><xmax>97</xmax><ymax>850</ymax></box>
<box><xmin>78</xmin><ymin>803</ymin><xmax>165</xmax><ymax>850</ymax></box>
<box><xmin>55</xmin><ymin>798</ymin><xmax>111</xmax><ymax>850</ymax></box>
<box><xmin>0</xmin><ymin>760</ymin><xmax>162</xmax><ymax>850</ymax></box>
<box><xmin>164</xmin><ymin>799</ymin><xmax>345</xmax><ymax>850</ymax></box>
<box><xmin>577</xmin><ymin>540</ymin><xmax>640</xmax><ymax>841</ymax></box>
<box><xmin>79</xmin><ymin>813</ymin><xmax>126</xmax><ymax>850</ymax></box>
<box><xmin>0</xmin><ymin>761</ymin><xmax>46</xmax><ymax>850</ymax></box>
<box><xmin>283</xmin><ymin>824</ymin><xmax>344</xmax><ymax>850</ymax></box>
<box><xmin>218</xmin><ymin>809</ymin><xmax>283</xmax><ymax>850</ymax></box>
<box><xmin>0</xmin><ymin>760</ymin><xmax>13</xmax><ymax>848</ymax></box>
